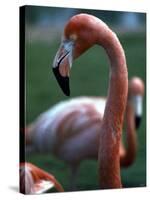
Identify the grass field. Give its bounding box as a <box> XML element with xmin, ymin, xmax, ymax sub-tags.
<box><xmin>26</xmin><ymin>31</ymin><xmax>146</xmax><ymax>192</ymax></box>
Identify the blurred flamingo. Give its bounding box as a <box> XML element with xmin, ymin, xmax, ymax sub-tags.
<box><xmin>20</xmin><ymin>162</ymin><xmax>64</xmax><ymax>194</ymax></box>
<box><xmin>120</xmin><ymin>77</ymin><xmax>144</xmax><ymax>166</ymax></box>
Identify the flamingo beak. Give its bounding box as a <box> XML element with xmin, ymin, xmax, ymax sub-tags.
<box><xmin>135</xmin><ymin>116</ymin><xmax>141</xmax><ymax>129</ymax></box>
<box><xmin>132</xmin><ymin>95</ymin><xmax>143</xmax><ymax>129</ymax></box>
<box><xmin>52</xmin><ymin>40</ymin><xmax>74</xmax><ymax>96</ymax></box>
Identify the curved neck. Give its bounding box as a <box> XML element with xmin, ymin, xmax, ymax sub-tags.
<box><xmin>97</xmin><ymin>25</ymin><xmax>128</xmax><ymax>188</ymax></box>
<box><xmin>120</xmin><ymin>101</ymin><xmax>137</xmax><ymax>167</ymax></box>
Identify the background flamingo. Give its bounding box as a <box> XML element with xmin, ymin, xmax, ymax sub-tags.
<box><xmin>20</xmin><ymin>162</ymin><xmax>64</xmax><ymax>194</ymax></box>
<box><xmin>120</xmin><ymin>77</ymin><xmax>144</xmax><ymax>167</ymax></box>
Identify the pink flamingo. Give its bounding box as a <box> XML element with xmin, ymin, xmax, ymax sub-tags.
<box><xmin>20</xmin><ymin>162</ymin><xmax>64</xmax><ymax>194</ymax></box>
<box><xmin>52</xmin><ymin>13</ymin><xmax>128</xmax><ymax>188</ymax></box>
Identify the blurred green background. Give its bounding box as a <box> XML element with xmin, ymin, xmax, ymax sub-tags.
<box><xmin>25</xmin><ymin>6</ymin><xmax>146</xmax><ymax>192</ymax></box>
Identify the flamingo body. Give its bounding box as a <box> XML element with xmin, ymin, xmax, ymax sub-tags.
<box><xmin>27</xmin><ymin>97</ymin><xmax>105</xmax><ymax>163</ymax></box>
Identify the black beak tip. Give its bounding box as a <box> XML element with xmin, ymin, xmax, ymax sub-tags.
<box><xmin>63</xmin><ymin>85</ymin><xmax>70</xmax><ymax>96</ymax></box>
<box><xmin>53</xmin><ymin>67</ymin><xmax>70</xmax><ymax>97</ymax></box>
<box><xmin>135</xmin><ymin>116</ymin><xmax>142</xmax><ymax>130</ymax></box>
<box><xmin>65</xmin><ymin>89</ymin><xmax>70</xmax><ymax>97</ymax></box>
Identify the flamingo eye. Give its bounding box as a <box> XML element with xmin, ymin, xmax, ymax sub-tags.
<box><xmin>70</xmin><ymin>34</ymin><xmax>77</xmax><ymax>41</ymax></box>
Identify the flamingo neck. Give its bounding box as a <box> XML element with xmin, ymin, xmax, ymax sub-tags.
<box><xmin>120</xmin><ymin>101</ymin><xmax>137</xmax><ymax>167</ymax></box>
<box><xmin>96</xmin><ymin>26</ymin><xmax>128</xmax><ymax>188</ymax></box>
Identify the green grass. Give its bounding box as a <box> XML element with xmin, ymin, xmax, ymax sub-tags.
<box><xmin>26</xmin><ymin>32</ymin><xmax>146</xmax><ymax>192</ymax></box>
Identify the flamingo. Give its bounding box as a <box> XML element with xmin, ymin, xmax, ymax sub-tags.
<box><xmin>120</xmin><ymin>77</ymin><xmax>144</xmax><ymax>167</ymax></box>
<box><xmin>20</xmin><ymin>162</ymin><xmax>64</xmax><ymax>194</ymax></box>
<box><xmin>52</xmin><ymin>13</ymin><xmax>128</xmax><ymax>189</ymax></box>
<box><xmin>26</xmin><ymin>77</ymin><xmax>144</xmax><ymax>190</ymax></box>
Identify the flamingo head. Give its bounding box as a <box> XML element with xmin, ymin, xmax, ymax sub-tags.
<box><xmin>52</xmin><ymin>14</ymin><xmax>99</xmax><ymax>96</ymax></box>
<box><xmin>129</xmin><ymin>77</ymin><xmax>144</xmax><ymax>129</ymax></box>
